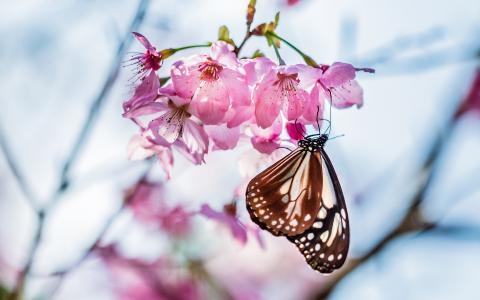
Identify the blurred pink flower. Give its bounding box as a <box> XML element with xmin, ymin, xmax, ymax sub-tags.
<box><xmin>250</xmin><ymin>117</ymin><xmax>283</xmax><ymax>154</ymax></box>
<box><xmin>126</xmin><ymin>32</ymin><xmax>162</xmax><ymax>80</ymax></box>
<box><xmin>252</xmin><ymin>60</ymin><xmax>313</xmax><ymax>128</ymax></box>
<box><xmin>199</xmin><ymin>203</ymin><xmax>264</xmax><ymax>248</ymax></box>
<box><xmin>171</xmin><ymin>41</ymin><xmax>251</xmax><ymax>126</ymax></box>
<box><xmin>127</xmin><ymin>133</ymin><xmax>174</xmax><ymax>179</ymax></box>
<box><xmin>127</xmin><ymin>181</ymin><xmax>192</xmax><ymax>237</ymax></box>
<box><xmin>97</xmin><ymin>245</ymin><xmax>200</xmax><ymax>300</ymax></box>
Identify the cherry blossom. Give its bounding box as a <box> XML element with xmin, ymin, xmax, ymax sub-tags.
<box><xmin>252</xmin><ymin>59</ymin><xmax>313</xmax><ymax>128</ymax></box>
<box><xmin>97</xmin><ymin>245</ymin><xmax>200</xmax><ymax>300</ymax></box>
<box><xmin>199</xmin><ymin>203</ymin><xmax>264</xmax><ymax>247</ymax></box>
<box><xmin>126</xmin><ymin>32</ymin><xmax>163</xmax><ymax>81</ymax></box>
<box><xmin>127</xmin><ymin>181</ymin><xmax>192</xmax><ymax>236</ymax></box>
<box><xmin>171</xmin><ymin>41</ymin><xmax>251</xmax><ymax>126</ymax></box>
<box><xmin>249</xmin><ymin>117</ymin><xmax>283</xmax><ymax>154</ymax></box>
<box><xmin>308</xmin><ymin>62</ymin><xmax>365</xmax><ymax>109</ymax></box>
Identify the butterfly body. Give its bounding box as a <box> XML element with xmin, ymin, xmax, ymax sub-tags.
<box><xmin>246</xmin><ymin>133</ymin><xmax>349</xmax><ymax>273</ymax></box>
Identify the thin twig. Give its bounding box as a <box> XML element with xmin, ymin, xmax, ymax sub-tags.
<box><xmin>0</xmin><ymin>125</ymin><xmax>40</xmax><ymax>211</ymax></box>
<box><xmin>8</xmin><ymin>1</ymin><xmax>151</xmax><ymax>299</ymax></box>
<box><xmin>57</xmin><ymin>0</ymin><xmax>150</xmax><ymax>194</ymax></box>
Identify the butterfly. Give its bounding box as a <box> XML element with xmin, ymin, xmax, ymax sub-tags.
<box><xmin>245</xmin><ymin>128</ymin><xmax>349</xmax><ymax>273</ymax></box>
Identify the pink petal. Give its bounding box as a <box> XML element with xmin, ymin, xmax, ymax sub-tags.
<box><xmin>281</xmin><ymin>88</ymin><xmax>308</xmax><ymax>121</ymax></box>
<box><xmin>158</xmin><ymin>84</ymin><xmax>191</xmax><ymax>107</ymax></box>
<box><xmin>253</xmin><ymin>76</ymin><xmax>281</xmax><ymax>128</ymax></box>
<box><xmin>220</xmin><ymin>68</ymin><xmax>251</xmax><ymax>107</ymax></box>
<box><xmin>123</xmin><ymin>71</ymin><xmax>159</xmax><ymax>112</ymax></box>
<box><xmin>132</xmin><ymin>32</ymin><xmax>156</xmax><ymax>52</ymax></box>
<box><xmin>205</xmin><ymin>124</ymin><xmax>241</xmax><ymax>150</ymax></box>
<box><xmin>210</xmin><ymin>41</ymin><xmax>238</xmax><ymax>67</ymax></box>
<box><xmin>174</xmin><ymin>140</ymin><xmax>206</xmax><ymax>165</ymax></box>
<box><xmin>243</xmin><ymin>57</ymin><xmax>277</xmax><ymax>86</ymax></box>
<box><xmin>190</xmin><ymin>80</ymin><xmax>230</xmax><ymax>125</ymax></box>
<box><xmin>226</xmin><ymin>105</ymin><xmax>253</xmax><ymax>128</ymax></box>
<box><xmin>322</xmin><ymin>62</ymin><xmax>356</xmax><ymax>87</ymax></box>
<box><xmin>180</xmin><ymin>119</ymin><xmax>209</xmax><ymax>156</ymax></box>
<box><xmin>123</xmin><ymin>102</ymin><xmax>167</xmax><ymax>119</ymax></box>
<box><xmin>148</xmin><ymin>109</ymin><xmax>186</xmax><ymax>144</ymax></box>
<box><xmin>156</xmin><ymin>146</ymin><xmax>174</xmax><ymax>180</ymax></box>
<box><xmin>199</xmin><ymin>204</ymin><xmax>247</xmax><ymax>245</ymax></box>
<box><xmin>250</xmin><ymin>136</ymin><xmax>280</xmax><ymax>154</ymax></box>
<box><xmin>250</xmin><ymin>117</ymin><xmax>282</xmax><ymax>139</ymax></box>
<box><xmin>171</xmin><ymin>59</ymin><xmax>202</xmax><ymax>99</ymax></box>
<box><xmin>286</xmin><ymin>121</ymin><xmax>306</xmax><ymax>141</ymax></box>
<box><xmin>329</xmin><ymin>79</ymin><xmax>364</xmax><ymax>108</ymax></box>
<box><xmin>302</xmin><ymin>84</ymin><xmax>324</xmax><ymax>126</ymax></box>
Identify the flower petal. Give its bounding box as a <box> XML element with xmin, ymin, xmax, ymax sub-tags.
<box><xmin>281</xmin><ymin>88</ymin><xmax>308</xmax><ymax>121</ymax></box>
<box><xmin>220</xmin><ymin>68</ymin><xmax>250</xmax><ymax>107</ymax></box>
<box><xmin>148</xmin><ymin>109</ymin><xmax>186</xmax><ymax>144</ymax></box>
<box><xmin>132</xmin><ymin>32</ymin><xmax>156</xmax><ymax>52</ymax></box>
<box><xmin>190</xmin><ymin>80</ymin><xmax>230</xmax><ymax>125</ymax></box>
<box><xmin>171</xmin><ymin>58</ymin><xmax>202</xmax><ymax>99</ymax></box>
<box><xmin>181</xmin><ymin>119</ymin><xmax>209</xmax><ymax>157</ymax></box>
<box><xmin>253</xmin><ymin>76</ymin><xmax>281</xmax><ymax>128</ymax></box>
<box><xmin>250</xmin><ymin>136</ymin><xmax>281</xmax><ymax>154</ymax></box>
<box><xmin>199</xmin><ymin>204</ymin><xmax>247</xmax><ymax>245</ymax></box>
<box><xmin>123</xmin><ymin>71</ymin><xmax>159</xmax><ymax>113</ymax></box>
<box><xmin>226</xmin><ymin>105</ymin><xmax>253</xmax><ymax>128</ymax></box>
<box><xmin>302</xmin><ymin>84</ymin><xmax>324</xmax><ymax>126</ymax></box>
<box><xmin>210</xmin><ymin>41</ymin><xmax>238</xmax><ymax>67</ymax></box>
<box><xmin>286</xmin><ymin>121</ymin><xmax>306</xmax><ymax>141</ymax></box>
<box><xmin>329</xmin><ymin>79</ymin><xmax>364</xmax><ymax>108</ymax></box>
<box><xmin>205</xmin><ymin>124</ymin><xmax>241</xmax><ymax>150</ymax></box>
<box><xmin>322</xmin><ymin>62</ymin><xmax>356</xmax><ymax>87</ymax></box>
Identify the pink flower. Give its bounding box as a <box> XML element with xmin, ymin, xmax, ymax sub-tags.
<box><xmin>123</xmin><ymin>70</ymin><xmax>160</xmax><ymax>117</ymax></box>
<box><xmin>249</xmin><ymin>117</ymin><xmax>283</xmax><ymax>154</ymax></box>
<box><xmin>124</xmin><ymin>83</ymin><xmax>209</xmax><ymax>165</ymax></box>
<box><xmin>127</xmin><ymin>181</ymin><xmax>192</xmax><ymax>237</ymax></box>
<box><xmin>285</xmin><ymin>121</ymin><xmax>306</xmax><ymax>141</ymax></box>
<box><xmin>127</xmin><ymin>133</ymin><xmax>174</xmax><ymax>179</ymax></box>
<box><xmin>97</xmin><ymin>245</ymin><xmax>200</xmax><ymax>300</ymax></box>
<box><xmin>205</xmin><ymin>124</ymin><xmax>241</xmax><ymax>150</ymax></box>
<box><xmin>126</xmin><ymin>32</ymin><xmax>162</xmax><ymax>81</ymax></box>
<box><xmin>252</xmin><ymin>59</ymin><xmax>312</xmax><ymax>128</ymax></box>
<box><xmin>311</xmin><ymin>62</ymin><xmax>365</xmax><ymax>109</ymax></box>
<box><xmin>199</xmin><ymin>203</ymin><xmax>264</xmax><ymax>248</ymax></box>
<box><xmin>171</xmin><ymin>41</ymin><xmax>251</xmax><ymax>126</ymax></box>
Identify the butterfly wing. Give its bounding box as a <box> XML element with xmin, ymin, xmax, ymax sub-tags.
<box><xmin>246</xmin><ymin>148</ymin><xmax>324</xmax><ymax>236</ymax></box>
<box><xmin>287</xmin><ymin>148</ymin><xmax>349</xmax><ymax>273</ymax></box>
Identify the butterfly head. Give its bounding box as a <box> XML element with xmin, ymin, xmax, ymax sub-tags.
<box><xmin>298</xmin><ymin>134</ymin><xmax>328</xmax><ymax>152</ymax></box>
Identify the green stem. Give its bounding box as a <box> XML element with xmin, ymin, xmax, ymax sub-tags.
<box><xmin>173</xmin><ymin>44</ymin><xmax>211</xmax><ymax>53</ymax></box>
<box><xmin>266</xmin><ymin>31</ymin><xmax>318</xmax><ymax>67</ymax></box>
<box><xmin>272</xmin><ymin>41</ymin><xmax>286</xmax><ymax>65</ymax></box>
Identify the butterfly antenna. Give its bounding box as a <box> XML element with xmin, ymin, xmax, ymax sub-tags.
<box><xmin>315</xmin><ymin>106</ymin><xmax>321</xmax><ymax>132</ymax></box>
<box><xmin>328</xmin><ymin>134</ymin><xmax>345</xmax><ymax>141</ymax></box>
<box><xmin>326</xmin><ymin>89</ymin><xmax>333</xmax><ymax>136</ymax></box>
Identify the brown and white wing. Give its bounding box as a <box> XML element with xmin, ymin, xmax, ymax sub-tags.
<box><xmin>287</xmin><ymin>148</ymin><xmax>349</xmax><ymax>273</ymax></box>
<box><xmin>246</xmin><ymin>148</ymin><xmax>324</xmax><ymax>236</ymax></box>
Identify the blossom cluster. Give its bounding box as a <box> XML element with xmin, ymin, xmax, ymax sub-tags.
<box><xmin>123</xmin><ymin>33</ymin><xmax>370</xmax><ymax>178</ymax></box>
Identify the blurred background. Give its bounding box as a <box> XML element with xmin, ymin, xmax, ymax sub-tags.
<box><xmin>1</xmin><ymin>0</ymin><xmax>479</xmax><ymax>299</ymax></box>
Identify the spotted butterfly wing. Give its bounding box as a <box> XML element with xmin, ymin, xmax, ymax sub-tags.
<box><xmin>287</xmin><ymin>148</ymin><xmax>349</xmax><ymax>273</ymax></box>
<box><xmin>245</xmin><ymin>148</ymin><xmax>324</xmax><ymax>236</ymax></box>
<box><xmin>246</xmin><ymin>135</ymin><xmax>349</xmax><ymax>273</ymax></box>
